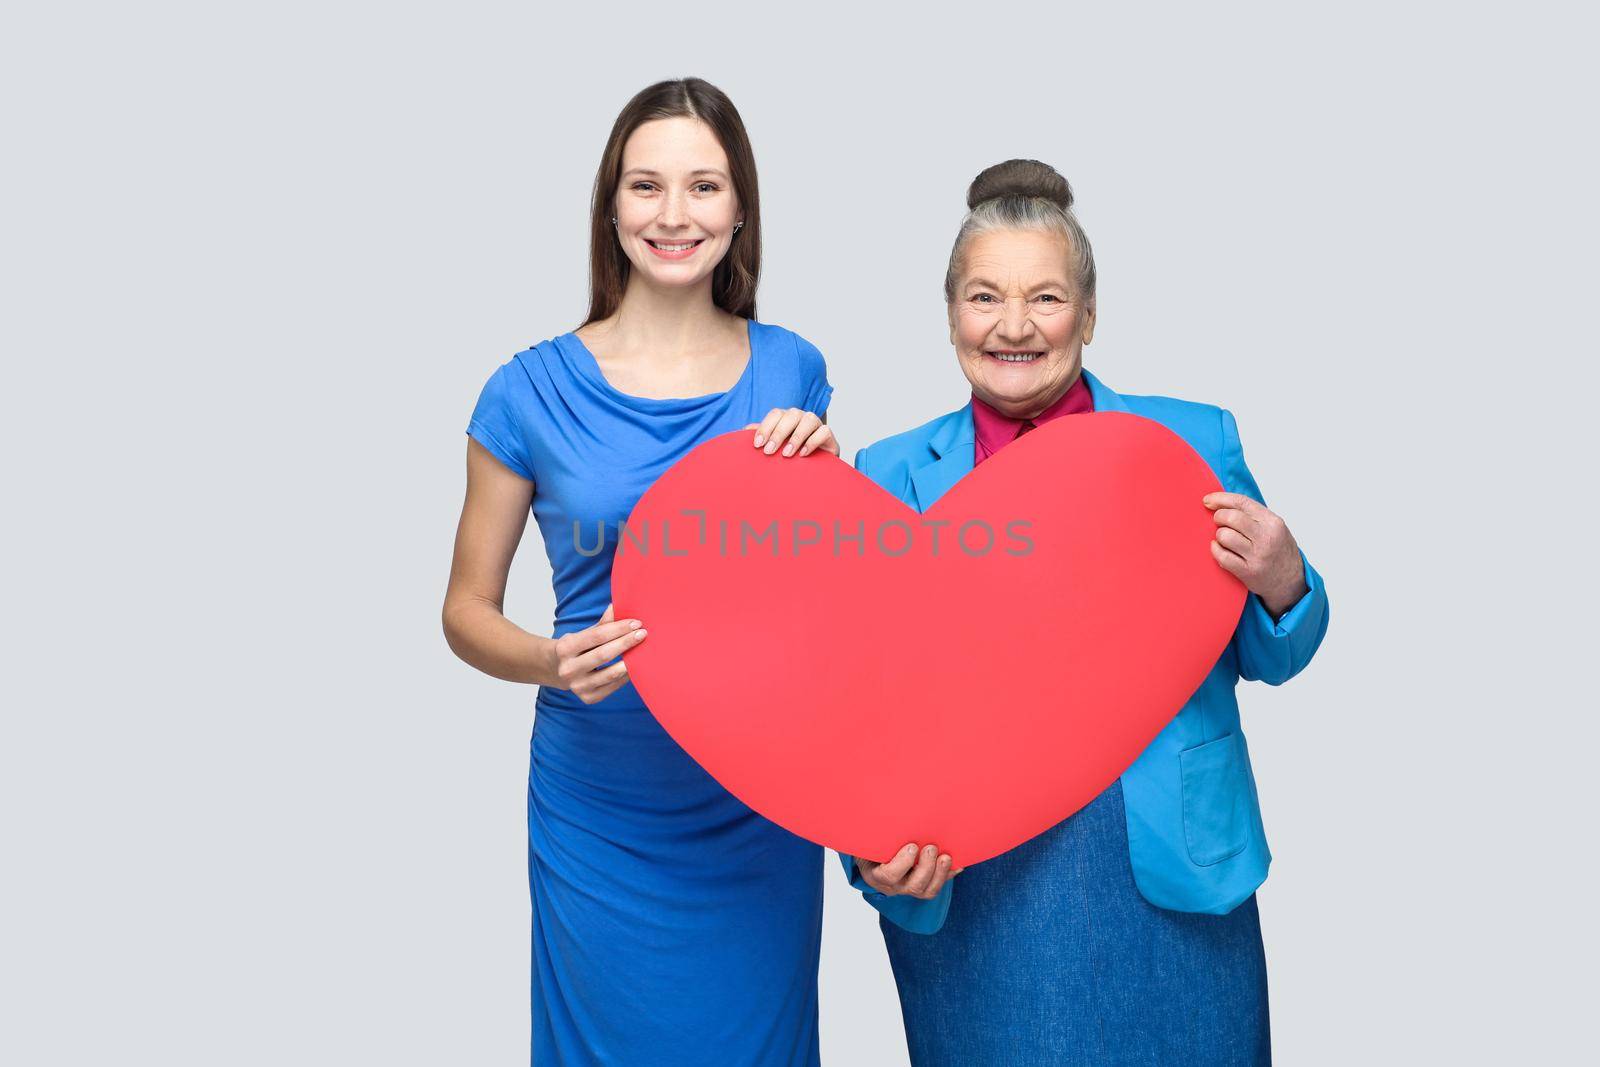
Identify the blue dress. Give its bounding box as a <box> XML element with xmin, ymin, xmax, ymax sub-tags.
<box><xmin>465</xmin><ymin>319</ymin><xmax>833</xmax><ymax>1066</ymax></box>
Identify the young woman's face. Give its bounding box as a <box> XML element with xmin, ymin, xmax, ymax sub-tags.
<box><xmin>949</xmin><ymin>229</ymin><xmax>1096</xmax><ymax>418</ymax></box>
<box><xmin>613</xmin><ymin>117</ymin><xmax>742</xmax><ymax>293</ymax></box>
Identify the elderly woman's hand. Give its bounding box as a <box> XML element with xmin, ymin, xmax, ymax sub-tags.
<box><xmin>1203</xmin><ymin>492</ymin><xmax>1310</xmax><ymax>618</ymax></box>
<box><xmin>745</xmin><ymin>407</ymin><xmax>839</xmax><ymax>458</ymax></box>
<box><xmin>857</xmin><ymin>843</ymin><xmax>961</xmax><ymax>900</ymax></box>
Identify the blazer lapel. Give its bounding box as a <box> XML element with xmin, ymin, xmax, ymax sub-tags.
<box><xmin>1080</xmin><ymin>368</ymin><xmax>1129</xmax><ymax>414</ymax></box>
<box><xmin>907</xmin><ymin>371</ymin><xmax>1129</xmax><ymax>511</ymax></box>
<box><xmin>908</xmin><ymin>403</ymin><xmax>975</xmax><ymax>512</ymax></box>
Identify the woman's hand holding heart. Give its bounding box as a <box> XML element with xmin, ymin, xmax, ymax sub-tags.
<box><xmin>548</xmin><ymin>603</ymin><xmax>648</xmax><ymax>705</ymax></box>
<box><xmin>1203</xmin><ymin>492</ymin><xmax>1309</xmax><ymax>618</ymax></box>
<box><xmin>858</xmin><ymin>843</ymin><xmax>961</xmax><ymax>900</ymax></box>
<box><xmin>746</xmin><ymin>408</ymin><xmax>838</xmax><ymax>458</ymax></box>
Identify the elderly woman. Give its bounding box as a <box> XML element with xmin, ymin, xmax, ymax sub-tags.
<box><xmin>839</xmin><ymin>160</ymin><xmax>1330</xmax><ymax>1065</ymax></box>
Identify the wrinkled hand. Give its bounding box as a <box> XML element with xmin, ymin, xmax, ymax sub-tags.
<box><xmin>549</xmin><ymin>603</ymin><xmax>647</xmax><ymax>704</ymax></box>
<box><xmin>1203</xmin><ymin>492</ymin><xmax>1308</xmax><ymax>617</ymax></box>
<box><xmin>745</xmin><ymin>407</ymin><xmax>839</xmax><ymax>458</ymax></box>
<box><xmin>857</xmin><ymin>843</ymin><xmax>960</xmax><ymax>900</ymax></box>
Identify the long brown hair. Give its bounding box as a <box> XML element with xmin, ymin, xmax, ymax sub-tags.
<box><xmin>583</xmin><ymin>78</ymin><xmax>761</xmax><ymax>326</ymax></box>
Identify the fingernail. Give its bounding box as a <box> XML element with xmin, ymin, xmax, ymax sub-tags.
<box><xmin>764</xmin><ymin>442</ymin><xmax>778</xmax><ymax>454</ymax></box>
<box><xmin>634</xmin><ymin>629</ymin><xmax>647</xmax><ymax>639</ymax></box>
<box><xmin>783</xmin><ymin>444</ymin><xmax>795</xmax><ymax>456</ymax></box>
<box><xmin>629</xmin><ymin>620</ymin><xmax>641</xmax><ymax>629</ymax></box>
<box><xmin>753</xmin><ymin>434</ymin><xmax>764</xmax><ymax>446</ymax></box>
<box><xmin>938</xmin><ymin>855</ymin><xmax>950</xmax><ymax>867</ymax></box>
<box><xmin>903</xmin><ymin>844</ymin><xmax>917</xmax><ymax>855</ymax></box>
<box><xmin>923</xmin><ymin>845</ymin><xmax>936</xmax><ymax>856</ymax></box>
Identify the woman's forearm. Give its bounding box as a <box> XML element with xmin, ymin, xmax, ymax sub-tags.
<box><xmin>442</xmin><ymin>598</ymin><xmax>560</xmax><ymax>686</ymax></box>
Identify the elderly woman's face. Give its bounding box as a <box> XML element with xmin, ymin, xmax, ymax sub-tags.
<box><xmin>949</xmin><ymin>229</ymin><xmax>1096</xmax><ymax>419</ymax></box>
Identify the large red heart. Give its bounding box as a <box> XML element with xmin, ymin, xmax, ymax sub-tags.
<box><xmin>612</xmin><ymin>413</ymin><xmax>1244</xmax><ymax>868</ymax></box>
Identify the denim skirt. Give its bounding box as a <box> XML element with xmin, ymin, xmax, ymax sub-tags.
<box><xmin>880</xmin><ymin>777</ymin><xmax>1270</xmax><ymax>1066</ymax></box>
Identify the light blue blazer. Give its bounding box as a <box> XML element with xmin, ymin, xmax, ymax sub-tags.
<box><xmin>840</xmin><ymin>368</ymin><xmax>1330</xmax><ymax>932</ymax></box>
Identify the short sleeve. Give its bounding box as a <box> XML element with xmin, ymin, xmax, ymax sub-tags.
<box><xmin>794</xmin><ymin>334</ymin><xmax>834</xmax><ymax>416</ymax></box>
<box><xmin>465</xmin><ymin>360</ymin><xmax>536</xmax><ymax>482</ymax></box>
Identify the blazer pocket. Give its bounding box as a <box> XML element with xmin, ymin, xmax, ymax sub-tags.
<box><xmin>1179</xmin><ymin>733</ymin><xmax>1250</xmax><ymax>866</ymax></box>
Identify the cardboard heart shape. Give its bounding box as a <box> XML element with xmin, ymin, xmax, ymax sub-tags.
<box><xmin>611</xmin><ymin>412</ymin><xmax>1244</xmax><ymax>867</ymax></box>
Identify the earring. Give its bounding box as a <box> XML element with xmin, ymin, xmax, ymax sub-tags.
<box><xmin>611</xmin><ymin>217</ymin><xmax>617</xmax><ymax>226</ymax></box>
<box><xmin>733</xmin><ymin>220</ymin><xmax>744</xmax><ymax>234</ymax></box>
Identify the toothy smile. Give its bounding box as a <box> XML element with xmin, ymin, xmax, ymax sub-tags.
<box><xmin>987</xmin><ymin>351</ymin><xmax>1044</xmax><ymax>363</ymax></box>
<box><xmin>645</xmin><ymin>239</ymin><xmax>704</xmax><ymax>259</ymax></box>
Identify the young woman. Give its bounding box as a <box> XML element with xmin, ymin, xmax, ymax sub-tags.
<box><xmin>442</xmin><ymin>79</ymin><xmax>838</xmax><ymax>1067</ymax></box>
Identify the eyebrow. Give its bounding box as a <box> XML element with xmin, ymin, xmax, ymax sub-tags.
<box><xmin>621</xmin><ymin>168</ymin><xmax>730</xmax><ymax>180</ymax></box>
<box><xmin>964</xmin><ymin>278</ymin><xmax>1070</xmax><ymax>294</ymax></box>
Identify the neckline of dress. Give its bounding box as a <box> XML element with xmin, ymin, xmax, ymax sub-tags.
<box><xmin>564</xmin><ymin>318</ymin><xmax>757</xmax><ymax>409</ymax></box>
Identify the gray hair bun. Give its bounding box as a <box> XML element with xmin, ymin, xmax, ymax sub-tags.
<box><xmin>944</xmin><ymin>158</ymin><xmax>1095</xmax><ymax>306</ymax></box>
<box><xmin>966</xmin><ymin>159</ymin><xmax>1074</xmax><ymax>211</ymax></box>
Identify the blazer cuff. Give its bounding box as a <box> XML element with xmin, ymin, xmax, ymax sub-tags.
<box><xmin>1238</xmin><ymin>550</ymin><xmax>1328</xmax><ymax>682</ymax></box>
<box><xmin>838</xmin><ymin>851</ymin><xmax>953</xmax><ymax>935</ymax></box>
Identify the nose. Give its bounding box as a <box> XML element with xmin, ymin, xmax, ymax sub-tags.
<box><xmin>995</xmin><ymin>298</ymin><xmax>1032</xmax><ymax>344</ymax></box>
<box><xmin>657</xmin><ymin>189</ymin><xmax>689</xmax><ymax>230</ymax></box>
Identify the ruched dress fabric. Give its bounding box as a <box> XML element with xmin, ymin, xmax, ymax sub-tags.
<box><xmin>466</xmin><ymin>320</ymin><xmax>834</xmax><ymax>1066</ymax></box>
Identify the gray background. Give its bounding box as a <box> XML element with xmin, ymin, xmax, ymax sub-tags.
<box><xmin>5</xmin><ymin>2</ymin><xmax>1595</xmax><ymax>1063</ymax></box>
